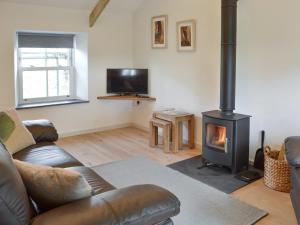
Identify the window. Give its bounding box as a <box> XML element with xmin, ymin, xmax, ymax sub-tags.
<box><xmin>17</xmin><ymin>33</ymin><xmax>75</xmax><ymax>105</ymax></box>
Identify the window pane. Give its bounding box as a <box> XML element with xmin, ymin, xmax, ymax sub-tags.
<box><xmin>47</xmin><ymin>48</ymin><xmax>70</xmax><ymax>67</ymax></box>
<box><xmin>20</xmin><ymin>48</ymin><xmax>46</xmax><ymax>68</ymax></box>
<box><xmin>19</xmin><ymin>47</ymin><xmax>73</xmax><ymax>102</ymax></box>
<box><xmin>23</xmin><ymin>71</ymin><xmax>47</xmax><ymax>99</ymax></box>
<box><xmin>20</xmin><ymin>48</ymin><xmax>71</xmax><ymax>68</ymax></box>
<box><xmin>58</xmin><ymin>57</ymin><xmax>69</xmax><ymax>67</ymax></box>
<box><xmin>58</xmin><ymin>70</ymin><xmax>70</xmax><ymax>96</ymax></box>
<box><xmin>58</xmin><ymin>49</ymin><xmax>70</xmax><ymax>67</ymax></box>
<box><xmin>47</xmin><ymin>58</ymin><xmax>57</xmax><ymax>67</ymax></box>
<box><xmin>20</xmin><ymin>48</ymin><xmax>45</xmax><ymax>55</ymax></box>
<box><xmin>48</xmin><ymin>70</ymin><xmax>58</xmax><ymax>97</ymax></box>
<box><xmin>22</xmin><ymin>59</ymin><xmax>46</xmax><ymax>68</ymax></box>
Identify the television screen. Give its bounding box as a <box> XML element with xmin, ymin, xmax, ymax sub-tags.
<box><xmin>107</xmin><ymin>69</ymin><xmax>148</xmax><ymax>94</ymax></box>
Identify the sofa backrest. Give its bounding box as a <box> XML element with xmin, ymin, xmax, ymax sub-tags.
<box><xmin>0</xmin><ymin>142</ymin><xmax>35</xmax><ymax>225</ymax></box>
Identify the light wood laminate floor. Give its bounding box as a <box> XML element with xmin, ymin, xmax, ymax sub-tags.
<box><xmin>57</xmin><ymin>127</ymin><xmax>297</xmax><ymax>225</ymax></box>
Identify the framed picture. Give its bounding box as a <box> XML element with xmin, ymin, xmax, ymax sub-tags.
<box><xmin>152</xmin><ymin>15</ymin><xmax>168</xmax><ymax>49</ymax></box>
<box><xmin>177</xmin><ymin>20</ymin><xmax>196</xmax><ymax>52</ymax></box>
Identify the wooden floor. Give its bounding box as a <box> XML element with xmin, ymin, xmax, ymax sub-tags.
<box><xmin>57</xmin><ymin>127</ymin><xmax>297</xmax><ymax>225</ymax></box>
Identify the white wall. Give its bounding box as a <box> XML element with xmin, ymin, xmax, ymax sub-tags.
<box><xmin>132</xmin><ymin>0</ymin><xmax>221</xmax><ymax>148</ymax></box>
<box><xmin>0</xmin><ymin>2</ymin><xmax>134</xmax><ymax>136</ymax></box>
<box><xmin>237</xmin><ymin>0</ymin><xmax>300</xmax><ymax>159</ymax></box>
<box><xmin>132</xmin><ymin>0</ymin><xmax>300</xmax><ymax>159</ymax></box>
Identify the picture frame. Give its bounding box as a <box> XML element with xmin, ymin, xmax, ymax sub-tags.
<box><xmin>152</xmin><ymin>15</ymin><xmax>168</xmax><ymax>49</ymax></box>
<box><xmin>177</xmin><ymin>20</ymin><xmax>196</xmax><ymax>52</ymax></box>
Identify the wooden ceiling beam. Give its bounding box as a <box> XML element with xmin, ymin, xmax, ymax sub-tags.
<box><xmin>89</xmin><ymin>0</ymin><xmax>110</xmax><ymax>27</ymax></box>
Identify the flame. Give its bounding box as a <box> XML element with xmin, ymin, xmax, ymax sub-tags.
<box><xmin>207</xmin><ymin>124</ymin><xmax>227</xmax><ymax>148</ymax></box>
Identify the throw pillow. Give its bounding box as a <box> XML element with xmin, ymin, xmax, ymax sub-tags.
<box><xmin>14</xmin><ymin>160</ymin><xmax>92</xmax><ymax>212</ymax></box>
<box><xmin>0</xmin><ymin>109</ymin><xmax>36</xmax><ymax>154</ymax></box>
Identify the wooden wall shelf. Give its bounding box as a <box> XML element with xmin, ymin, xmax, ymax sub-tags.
<box><xmin>97</xmin><ymin>95</ymin><xmax>156</xmax><ymax>102</ymax></box>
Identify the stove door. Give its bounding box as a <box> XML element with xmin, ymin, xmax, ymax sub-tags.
<box><xmin>202</xmin><ymin>116</ymin><xmax>234</xmax><ymax>167</ymax></box>
<box><xmin>206</xmin><ymin>123</ymin><xmax>228</xmax><ymax>152</ymax></box>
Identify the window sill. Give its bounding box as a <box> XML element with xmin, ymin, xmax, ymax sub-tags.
<box><xmin>16</xmin><ymin>99</ymin><xmax>89</xmax><ymax>110</ymax></box>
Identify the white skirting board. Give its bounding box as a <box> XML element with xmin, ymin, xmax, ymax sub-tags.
<box><xmin>58</xmin><ymin>123</ymin><xmax>132</xmax><ymax>138</ymax></box>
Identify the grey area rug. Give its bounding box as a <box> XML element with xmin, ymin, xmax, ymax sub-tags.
<box><xmin>168</xmin><ymin>156</ymin><xmax>263</xmax><ymax>194</ymax></box>
<box><xmin>93</xmin><ymin>156</ymin><xmax>267</xmax><ymax>225</ymax></box>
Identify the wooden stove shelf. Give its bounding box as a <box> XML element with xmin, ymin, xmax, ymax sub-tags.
<box><xmin>97</xmin><ymin>95</ymin><xmax>156</xmax><ymax>102</ymax></box>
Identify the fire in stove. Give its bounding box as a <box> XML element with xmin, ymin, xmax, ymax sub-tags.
<box><xmin>206</xmin><ymin>124</ymin><xmax>227</xmax><ymax>151</ymax></box>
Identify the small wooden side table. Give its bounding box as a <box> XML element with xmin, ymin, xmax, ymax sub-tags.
<box><xmin>153</xmin><ymin>110</ymin><xmax>195</xmax><ymax>153</ymax></box>
<box><xmin>149</xmin><ymin>118</ymin><xmax>171</xmax><ymax>153</ymax></box>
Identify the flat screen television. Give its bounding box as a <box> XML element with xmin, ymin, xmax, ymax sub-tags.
<box><xmin>107</xmin><ymin>69</ymin><xmax>148</xmax><ymax>94</ymax></box>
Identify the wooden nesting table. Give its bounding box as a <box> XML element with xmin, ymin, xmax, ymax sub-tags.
<box><xmin>153</xmin><ymin>110</ymin><xmax>195</xmax><ymax>153</ymax></box>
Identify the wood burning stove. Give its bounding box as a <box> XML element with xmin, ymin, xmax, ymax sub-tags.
<box><xmin>202</xmin><ymin>111</ymin><xmax>250</xmax><ymax>173</ymax></box>
<box><xmin>202</xmin><ymin>0</ymin><xmax>251</xmax><ymax>174</ymax></box>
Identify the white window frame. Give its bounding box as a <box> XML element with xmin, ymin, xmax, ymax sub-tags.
<box><xmin>17</xmin><ymin>48</ymin><xmax>76</xmax><ymax>105</ymax></box>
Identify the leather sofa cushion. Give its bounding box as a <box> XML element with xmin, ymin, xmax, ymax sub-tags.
<box><xmin>23</xmin><ymin>120</ymin><xmax>58</xmax><ymax>143</ymax></box>
<box><xmin>68</xmin><ymin>166</ymin><xmax>115</xmax><ymax>195</ymax></box>
<box><xmin>14</xmin><ymin>160</ymin><xmax>92</xmax><ymax>212</ymax></box>
<box><xmin>31</xmin><ymin>185</ymin><xmax>180</xmax><ymax>225</ymax></box>
<box><xmin>285</xmin><ymin>137</ymin><xmax>300</xmax><ymax>167</ymax></box>
<box><xmin>0</xmin><ymin>142</ymin><xmax>35</xmax><ymax>225</ymax></box>
<box><xmin>13</xmin><ymin>142</ymin><xmax>83</xmax><ymax>168</ymax></box>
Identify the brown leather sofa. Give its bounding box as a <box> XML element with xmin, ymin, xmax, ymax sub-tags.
<box><xmin>0</xmin><ymin>120</ymin><xmax>180</xmax><ymax>225</ymax></box>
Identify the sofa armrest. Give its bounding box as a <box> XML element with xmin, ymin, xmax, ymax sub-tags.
<box><xmin>285</xmin><ymin>137</ymin><xmax>300</xmax><ymax>167</ymax></box>
<box><xmin>31</xmin><ymin>184</ymin><xmax>180</xmax><ymax>225</ymax></box>
<box><xmin>23</xmin><ymin>120</ymin><xmax>58</xmax><ymax>143</ymax></box>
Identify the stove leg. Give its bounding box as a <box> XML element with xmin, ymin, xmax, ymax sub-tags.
<box><xmin>197</xmin><ymin>158</ymin><xmax>231</xmax><ymax>172</ymax></box>
<box><xmin>197</xmin><ymin>158</ymin><xmax>214</xmax><ymax>169</ymax></box>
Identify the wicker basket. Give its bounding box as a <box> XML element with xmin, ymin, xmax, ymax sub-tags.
<box><xmin>264</xmin><ymin>146</ymin><xmax>291</xmax><ymax>193</ymax></box>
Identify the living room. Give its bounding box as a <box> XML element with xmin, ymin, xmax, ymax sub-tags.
<box><xmin>0</xmin><ymin>0</ymin><xmax>299</xmax><ymax>225</ymax></box>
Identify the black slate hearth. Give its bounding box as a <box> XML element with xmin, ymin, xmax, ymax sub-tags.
<box><xmin>168</xmin><ymin>156</ymin><xmax>263</xmax><ymax>194</ymax></box>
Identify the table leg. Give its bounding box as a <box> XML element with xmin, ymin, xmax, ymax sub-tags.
<box><xmin>154</xmin><ymin>127</ymin><xmax>158</xmax><ymax>145</ymax></box>
<box><xmin>150</xmin><ymin>121</ymin><xmax>155</xmax><ymax>147</ymax></box>
<box><xmin>188</xmin><ymin>117</ymin><xmax>195</xmax><ymax>149</ymax></box>
<box><xmin>172</xmin><ymin>122</ymin><xmax>179</xmax><ymax>153</ymax></box>
<box><xmin>163</xmin><ymin>124</ymin><xmax>170</xmax><ymax>153</ymax></box>
<box><xmin>178</xmin><ymin>121</ymin><xmax>183</xmax><ymax>150</ymax></box>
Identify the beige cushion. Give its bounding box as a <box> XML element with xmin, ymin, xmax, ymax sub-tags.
<box><xmin>14</xmin><ymin>160</ymin><xmax>92</xmax><ymax>211</ymax></box>
<box><xmin>0</xmin><ymin>109</ymin><xmax>36</xmax><ymax>154</ymax></box>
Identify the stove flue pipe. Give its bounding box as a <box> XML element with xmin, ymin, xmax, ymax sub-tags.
<box><xmin>220</xmin><ymin>0</ymin><xmax>238</xmax><ymax>115</ymax></box>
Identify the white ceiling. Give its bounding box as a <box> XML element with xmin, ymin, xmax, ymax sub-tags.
<box><xmin>0</xmin><ymin>0</ymin><xmax>145</xmax><ymax>12</ymax></box>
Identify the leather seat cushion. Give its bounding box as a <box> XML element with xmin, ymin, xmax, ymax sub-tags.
<box><xmin>13</xmin><ymin>142</ymin><xmax>83</xmax><ymax>168</ymax></box>
<box><xmin>68</xmin><ymin>166</ymin><xmax>115</xmax><ymax>195</ymax></box>
<box><xmin>31</xmin><ymin>185</ymin><xmax>180</xmax><ymax>225</ymax></box>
